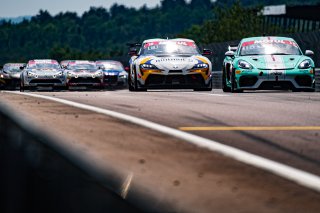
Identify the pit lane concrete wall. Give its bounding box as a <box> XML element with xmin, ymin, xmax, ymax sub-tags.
<box><xmin>0</xmin><ymin>101</ymin><xmax>173</xmax><ymax>213</ymax></box>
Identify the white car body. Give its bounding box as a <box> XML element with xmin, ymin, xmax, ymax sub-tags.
<box><xmin>128</xmin><ymin>38</ymin><xmax>213</xmax><ymax>91</ymax></box>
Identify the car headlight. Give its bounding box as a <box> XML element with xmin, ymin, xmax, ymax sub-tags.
<box><xmin>57</xmin><ymin>71</ymin><xmax>63</xmax><ymax>76</ymax></box>
<box><xmin>192</xmin><ymin>63</ymin><xmax>209</xmax><ymax>69</ymax></box>
<box><xmin>96</xmin><ymin>71</ymin><xmax>103</xmax><ymax>76</ymax></box>
<box><xmin>238</xmin><ymin>60</ymin><xmax>252</xmax><ymax>69</ymax></box>
<box><xmin>27</xmin><ymin>71</ymin><xmax>35</xmax><ymax>77</ymax></box>
<box><xmin>119</xmin><ymin>71</ymin><xmax>128</xmax><ymax>78</ymax></box>
<box><xmin>140</xmin><ymin>63</ymin><xmax>158</xmax><ymax>70</ymax></box>
<box><xmin>298</xmin><ymin>59</ymin><xmax>312</xmax><ymax>69</ymax></box>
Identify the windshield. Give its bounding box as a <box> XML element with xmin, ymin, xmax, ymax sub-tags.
<box><xmin>140</xmin><ymin>41</ymin><xmax>200</xmax><ymax>55</ymax></box>
<box><xmin>4</xmin><ymin>65</ymin><xmax>23</xmax><ymax>72</ymax></box>
<box><xmin>99</xmin><ymin>63</ymin><xmax>124</xmax><ymax>71</ymax></box>
<box><xmin>240</xmin><ymin>40</ymin><xmax>301</xmax><ymax>56</ymax></box>
<box><xmin>28</xmin><ymin>63</ymin><xmax>60</xmax><ymax>69</ymax></box>
<box><xmin>68</xmin><ymin>64</ymin><xmax>97</xmax><ymax>70</ymax></box>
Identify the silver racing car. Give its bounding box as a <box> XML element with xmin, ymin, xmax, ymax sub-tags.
<box><xmin>20</xmin><ymin>59</ymin><xmax>66</xmax><ymax>91</ymax></box>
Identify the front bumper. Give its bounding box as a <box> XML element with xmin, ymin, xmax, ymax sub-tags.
<box><xmin>67</xmin><ymin>77</ymin><xmax>103</xmax><ymax>87</ymax></box>
<box><xmin>23</xmin><ymin>76</ymin><xmax>66</xmax><ymax>87</ymax></box>
<box><xmin>233</xmin><ymin>68</ymin><xmax>315</xmax><ymax>90</ymax></box>
<box><xmin>138</xmin><ymin>69</ymin><xmax>211</xmax><ymax>89</ymax></box>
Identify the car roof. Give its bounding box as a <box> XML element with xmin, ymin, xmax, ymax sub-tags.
<box><xmin>240</xmin><ymin>36</ymin><xmax>296</xmax><ymax>43</ymax></box>
<box><xmin>142</xmin><ymin>38</ymin><xmax>196</xmax><ymax>43</ymax></box>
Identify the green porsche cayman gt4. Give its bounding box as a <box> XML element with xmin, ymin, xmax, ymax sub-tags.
<box><xmin>222</xmin><ymin>36</ymin><xmax>315</xmax><ymax>92</ymax></box>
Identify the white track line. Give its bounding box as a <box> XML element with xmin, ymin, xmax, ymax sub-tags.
<box><xmin>7</xmin><ymin>91</ymin><xmax>320</xmax><ymax>193</ymax></box>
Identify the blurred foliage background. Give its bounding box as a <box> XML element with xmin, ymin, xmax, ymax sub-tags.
<box><xmin>0</xmin><ymin>0</ymin><xmax>319</xmax><ymax>64</ymax></box>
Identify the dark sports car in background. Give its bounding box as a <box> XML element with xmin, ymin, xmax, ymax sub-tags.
<box><xmin>96</xmin><ymin>60</ymin><xmax>128</xmax><ymax>88</ymax></box>
<box><xmin>0</xmin><ymin>63</ymin><xmax>25</xmax><ymax>89</ymax></box>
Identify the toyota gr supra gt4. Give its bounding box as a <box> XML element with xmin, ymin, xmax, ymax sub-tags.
<box><xmin>20</xmin><ymin>59</ymin><xmax>66</xmax><ymax>91</ymax></box>
<box><xmin>95</xmin><ymin>60</ymin><xmax>128</xmax><ymax>88</ymax></box>
<box><xmin>65</xmin><ymin>60</ymin><xmax>104</xmax><ymax>90</ymax></box>
<box><xmin>222</xmin><ymin>36</ymin><xmax>315</xmax><ymax>92</ymax></box>
<box><xmin>128</xmin><ymin>38</ymin><xmax>213</xmax><ymax>91</ymax></box>
<box><xmin>0</xmin><ymin>63</ymin><xmax>25</xmax><ymax>89</ymax></box>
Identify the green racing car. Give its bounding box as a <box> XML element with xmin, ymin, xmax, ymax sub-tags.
<box><xmin>222</xmin><ymin>36</ymin><xmax>315</xmax><ymax>92</ymax></box>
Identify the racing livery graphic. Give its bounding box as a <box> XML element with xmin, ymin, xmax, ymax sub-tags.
<box><xmin>222</xmin><ymin>36</ymin><xmax>315</xmax><ymax>92</ymax></box>
<box><xmin>128</xmin><ymin>38</ymin><xmax>213</xmax><ymax>91</ymax></box>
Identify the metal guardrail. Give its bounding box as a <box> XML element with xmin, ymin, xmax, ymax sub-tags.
<box><xmin>0</xmin><ymin>102</ymin><xmax>175</xmax><ymax>213</ymax></box>
<box><xmin>212</xmin><ymin>68</ymin><xmax>320</xmax><ymax>92</ymax></box>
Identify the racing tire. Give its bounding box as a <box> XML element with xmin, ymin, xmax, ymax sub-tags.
<box><xmin>222</xmin><ymin>68</ymin><xmax>231</xmax><ymax>92</ymax></box>
<box><xmin>231</xmin><ymin>70</ymin><xmax>243</xmax><ymax>93</ymax></box>
<box><xmin>128</xmin><ymin>76</ymin><xmax>135</xmax><ymax>91</ymax></box>
<box><xmin>133</xmin><ymin>70</ymin><xmax>147</xmax><ymax>92</ymax></box>
<box><xmin>128</xmin><ymin>68</ymin><xmax>136</xmax><ymax>91</ymax></box>
<box><xmin>20</xmin><ymin>81</ymin><xmax>26</xmax><ymax>92</ymax></box>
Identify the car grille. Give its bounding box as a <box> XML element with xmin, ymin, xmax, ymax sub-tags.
<box><xmin>258</xmin><ymin>81</ymin><xmax>294</xmax><ymax>90</ymax></box>
<box><xmin>145</xmin><ymin>74</ymin><xmax>204</xmax><ymax>86</ymax></box>
<box><xmin>295</xmin><ymin>75</ymin><xmax>312</xmax><ymax>87</ymax></box>
<box><xmin>69</xmin><ymin>78</ymin><xmax>101</xmax><ymax>84</ymax></box>
<box><xmin>104</xmin><ymin>76</ymin><xmax>118</xmax><ymax>83</ymax></box>
<box><xmin>239</xmin><ymin>76</ymin><xmax>258</xmax><ymax>87</ymax></box>
<box><xmin>30</xmin><ymin>79</ymin><xmax>62</xmax><ymax>84</ymax></box>
<box><xmin>169</xmin><ymin>70</ymin><xmax>183</xmax><ymax>73</ymax></box>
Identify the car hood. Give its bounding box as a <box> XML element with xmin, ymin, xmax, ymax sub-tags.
<box><xmin>69</xmin><ymin>69</ymin><xmax>98</xmax><ymax>73</ymax></box>
<box><xmin>27</xmin><ymin>68</ymin><xmax>61</xmax><ymax>74</ymax></box>
<box><xmin>242</xmin><ymin>55</ymin><xmax>305</xmax><ymax>70</ymax></box>
<box><xmin>139</xmin><ymin>55</ymin><xmax>210</xmax><ymax>71</ymax></box>
<box><xmin>9</xmin><ymin>72</ymin><xmax>22</xmax><ymax>79</ymax></box>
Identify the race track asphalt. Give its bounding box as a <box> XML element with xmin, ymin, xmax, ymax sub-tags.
<box><xmin>1</xmin><ymin>89</ymin><xmax>320</xmax><ymax>212</ymax></box>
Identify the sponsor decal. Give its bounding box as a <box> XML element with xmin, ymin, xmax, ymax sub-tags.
<box><xmin>264</xmin><ymin>55</ymin><xmax>285</xmax><ymax>69</ymax></box>
<box><xmin>242</xmin><ymin>39</ymin><xmax>298</xmax><ymax>47</ymax></box>
<box><xmin>144</xmin><ymin>41</ymin><xmax>196</xmax><ymax>48</ymax></box>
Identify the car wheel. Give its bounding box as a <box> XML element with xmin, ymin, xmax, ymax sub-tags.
<box><xmin>231</xmin><ymin>69</ymin><xmax>243</xmax><ymax>93</ymax></box>
<box><xmin>133</xmin><ymin>70</ymin><xmax>147</xmax><ymax>92</ymax></box>
<box><xmin>20</xmin><ymin>81</ymin><xmax>26</xmax><ymax>92</ymax></box>
<box><xmin>222</xmin><ymin>68</ymin><xmax>231</xmax><ymax>92</ymax></box>
<box><xmin>128</xmin><ymin>68</ymin><xmax>136</xmax><ymax>91</ymax></box>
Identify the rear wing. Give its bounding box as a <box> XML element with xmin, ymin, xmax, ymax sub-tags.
<box><xmin>228</xmin><ymin>44</ymin><xmax>238</xmax><ymax>52</ymax></box>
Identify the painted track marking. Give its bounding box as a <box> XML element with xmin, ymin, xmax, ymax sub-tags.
<box><xmin>5</xmin><ymin>91</ymin><xmax>320</xmax><ymax>193</ymax></box>
<box><xmin>180</xmin><ymin>126</ymin><xmax>320</xmax><ymax>131</ymax></box>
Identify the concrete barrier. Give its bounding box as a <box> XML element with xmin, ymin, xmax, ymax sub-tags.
<box><xmin>0</xmin><ymin>102</ymin><xmax>174</xmax><ymax>213</ymax></box>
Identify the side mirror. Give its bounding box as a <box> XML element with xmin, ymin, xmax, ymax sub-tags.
<box><xmin>20</xmin><ymin>66</ymin><xmax>25</xmax><ymax>70</ymax></box>
<box><xmin>225</xmin><ymin>51</ymin><xmax>235</xmax><ymax>57</ymax></box>
<box><xmin>124</xmin><ymin>66</ymin><xmax>130</xmax><ymax>72</ymax></box>
<box><xmin>202</xmin><ymin>49</ymin><xmax>212</xmax><ymax>56</ymax></box>
<box><xmin>129</xmin><ymin>49</ymin><xmax>138</xmax><ymax>56</ymax></box>
<box><xmin>305</xmin><ymin>50</ymin><xmax>314</xmax><ymax>56</ymax></box>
